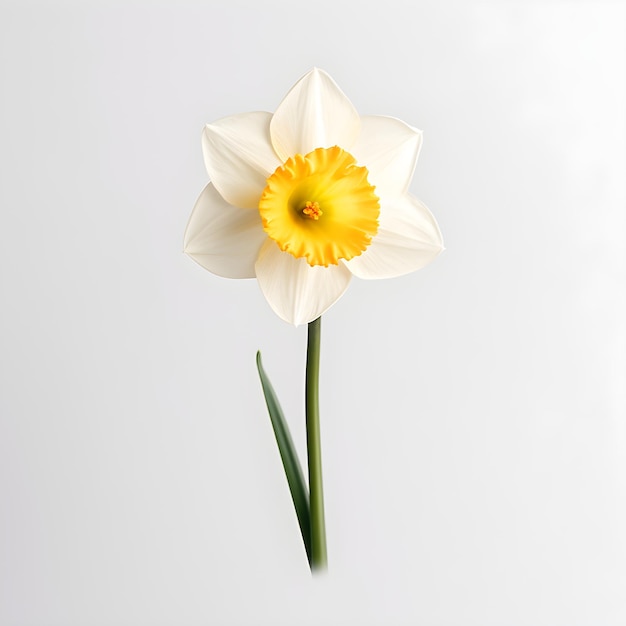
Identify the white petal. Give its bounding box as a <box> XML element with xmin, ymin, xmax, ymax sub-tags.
<box><xmin>255</xmin><ymin>240</ymin><xmax>352</xmax><ymax>326</ymax></box>
<box><xmin>202</xmin><ymin>111</ymin><xmax>281</xmax><ymax>209</ymax></box>
<box><xmin>346</xmin><ymin>194</ymin><xmax>444</xmax><ymax>280</ymax></box>
<box><xmin>351</xmin><ymin>115</ymin><xmax>422</xmax><ymax>198</ymax></box>
<box><xmin>270</xmin><ymin>68</ymin><xmax>361</xmax><ymax>161</ymax></box>
<box><xmin>184</xmin><ymin>183</ymin><xmax>267</xmax><ymax>279</ymax></box>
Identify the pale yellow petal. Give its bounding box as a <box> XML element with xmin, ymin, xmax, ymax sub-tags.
<box><xmin>202</xmin><ymin>112</ymin><xmax>281</xmax><ymax>209</ymax></box>
<box><xmin>346</xmin><ymin>194</ymin><xmax>443</xmax><ymax>279</ymax></box>
<box><xmin>255</xmin><ymin>239</ymin><xmax>352</xmax><ymax>325</ymax></box>
<box><xmin>270</xmin><ymin>68</ymin><xmax>360</xmax><ymax>162</ymax></box>
<box><xmin>184</xmin><ymin>184</ymin><xmax>266</xmax><ymax>279</ymax></box>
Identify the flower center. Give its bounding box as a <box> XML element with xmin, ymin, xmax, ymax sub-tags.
<box><xmin>258</xmin><ymin>146</ymin><xmax>380</xmax><ymax>267</ymax></box>
<box><xmin>302</xmin><ymin>201</ymin><xmax>322</xmax><ymax>220</ymax></box>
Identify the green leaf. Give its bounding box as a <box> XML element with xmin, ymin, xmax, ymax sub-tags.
<box><xmin>256</xmin><ymin>351</ymin><xmax>311</xmax><ymax>565</ymax></box>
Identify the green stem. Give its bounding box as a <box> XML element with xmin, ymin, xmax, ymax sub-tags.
<box><xmin>306</xmin><ymin>316</ymin><xmax>327</xmax><ymax>571</ymax></box>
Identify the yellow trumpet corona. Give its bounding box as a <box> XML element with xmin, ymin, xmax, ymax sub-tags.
<box><xmin>259</xmin><ymin>146</ymin><xmax>380</xmax><ymax>267</ymax></box>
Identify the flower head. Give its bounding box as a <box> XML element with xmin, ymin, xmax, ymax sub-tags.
<box><xmin>184</xmin><ymin>69</ymin><xmax>443</xmax><ymax>325</ymax></box>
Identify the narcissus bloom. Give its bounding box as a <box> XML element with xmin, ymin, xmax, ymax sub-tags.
<box><xmin>184</xmin><ymin>69</ymin><xmax>443</xmax><ymax>325</ymax></box>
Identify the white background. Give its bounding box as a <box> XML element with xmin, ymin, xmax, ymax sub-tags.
<box><xmin>1</xmin><ymin>1</ymin><xmax>625</xmax><ymax>624</ymax></box>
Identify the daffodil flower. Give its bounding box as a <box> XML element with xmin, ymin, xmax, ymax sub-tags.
<box><xmin>184</xmin><ymin>68</ymin><xmax>443</xmax><ymax>326</ymax></box>
<box><xmin>184</xmin><ymin>69</ymin><xmax>444</xmax><ymax>572</ymax></box>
